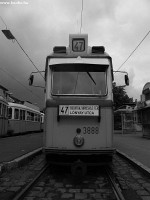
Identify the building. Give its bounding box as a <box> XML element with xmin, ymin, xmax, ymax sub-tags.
<box><xmin>114</xmin><ymin>103</ymin><xmax>136</xmax><ymax>133</ymax></box>
<box><xmin>136</xmin><ymin>82</ymin><xmax>150</xmax><ymax>138</ymax></box>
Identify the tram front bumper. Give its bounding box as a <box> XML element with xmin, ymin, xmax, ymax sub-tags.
<box><xmin>44</xmin><ymin>148</ymin><xmax>116</xmax><ymax>166</ymax></box>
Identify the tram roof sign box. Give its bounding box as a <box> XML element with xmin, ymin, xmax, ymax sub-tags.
<box><xmin>69</xmin><ymin>34</ymin><xmax>88</xmax><ymax>55</ymax></box>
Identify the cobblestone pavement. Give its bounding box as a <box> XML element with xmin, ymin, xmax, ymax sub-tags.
<box><xmin>1</xmin><ymin>153</ymin><xmax>150</xmax><ymax>200</ymax></box>
<box><xmin>23</xmin><ymin>165</ymin><xmax>117</xmax><ymax>200</ymax></box>
<box><xmin>0</xmin><ymin>154</ymin><xmax>46</xmax><ymax>200</ymax></box>
<box><xmin>112</xmin><ymin>154</ymin><xmax>150</xmax><ymax>200</ymax></box>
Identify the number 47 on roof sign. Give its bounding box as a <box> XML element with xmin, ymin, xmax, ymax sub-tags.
<box><xmin>69</xmin><ymin>34</ymin><xmax>88</xmax><ymax>54</ymax></box>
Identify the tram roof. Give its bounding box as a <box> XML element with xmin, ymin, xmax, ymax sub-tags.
<box><xmin>8</xmin><ymin>102</ymin><xmax>41</xmax><ymax>114</ymax></box>
<box><xmin>45</xmin><ymin>50</ymin><xmax>113</xmax><ymax>80</ymax></box>
<box><xmin>45</xmin><ymin>34</ymin><xmax>113</xmax><ymax>79</ymax></box>
<box><xmin>46</xmin><ymin>49</ymin><xmax>111</xmax><ymax>59</ymax></box>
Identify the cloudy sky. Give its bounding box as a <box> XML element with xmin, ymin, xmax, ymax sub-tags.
<box><xmin>0</xmin><ymin>0</ymin><xmax>150</xmax><ymax>109</ymax></box>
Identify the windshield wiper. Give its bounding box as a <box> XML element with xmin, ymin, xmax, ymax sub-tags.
<box><xmin>87</xmin><ymin>72</ymin><xmax>96</xmax><ymax>85</ymax></box>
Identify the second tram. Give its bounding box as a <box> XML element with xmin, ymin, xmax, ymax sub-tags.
<box><xmin>8</xmin><ymin>102</ymin><xmax>43</xmax><ymax>135</ymax></box>
<box><xmin>0</xmin><ymin>95</ymin><xmax>8</xmax><ymax>137</ymax></box>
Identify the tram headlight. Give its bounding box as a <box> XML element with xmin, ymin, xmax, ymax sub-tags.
<box><xmin>73</xmin><ymin>134</ymin><xmax>84</xmax><ymax>147</ymax></box>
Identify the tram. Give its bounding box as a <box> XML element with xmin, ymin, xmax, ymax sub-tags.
<box><xmin>8</xmin><ymin>102</ymin><xmax>42</xmax><ymax>135</ymax></box>
<box><xmin>43</xmin><ymin>34</ymin><xmax>119</xmax><ymax>171</ymax></box>
<box><xmin>0</xmin><ymin>95</ymin><xmax>8</xmax><ymax>137</ymax></box>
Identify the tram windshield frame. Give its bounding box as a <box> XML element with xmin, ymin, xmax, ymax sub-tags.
<box><xmin>50</xmin><ymin>63</ymin><xmax>108</xmax><ymax>97</ymax></box>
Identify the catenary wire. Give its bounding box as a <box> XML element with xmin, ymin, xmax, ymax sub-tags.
<box><xmin>80</xmin><ymin>0</ymin><xmax>83</xmax><ymax>34</ymax></box>
<box><xmin>116</xmin><ymin>30</ymin><xmax>150</xmax><ymax>72</ymax></box>
<box><xmin>0</xmin><ymin>66</ymin><xmax>43</xmax><ymax>101</ymax></box>
<box><xmin>0</xmin><ymin>15</ymin><xmax>45</xmax><ymax>80</ymax></box>
<box><xmin>0</xmin><ymin>16</ymin><xmax>7</xmax><ymax>29</ymax></box>
<box><xmin>14</xmin><ymin>38</ymin><xmax>45</xmax><ymax>79</ymax></box>
<box><xmin>0</xmin><ymin>15</ymin><xmax>44</xmax><ymax>102</ymax></box>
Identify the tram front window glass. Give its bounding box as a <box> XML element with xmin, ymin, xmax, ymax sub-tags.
<box><xmin>51</xmin><ymin>64</ymin><xmax>107</xmax><ymax>95</ymax></box>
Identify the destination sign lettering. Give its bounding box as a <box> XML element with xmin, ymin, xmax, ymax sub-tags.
<box><xmin>59</xmin><ymin>105</ymin><xmax>99</xmax><ymax>116</ymax></box>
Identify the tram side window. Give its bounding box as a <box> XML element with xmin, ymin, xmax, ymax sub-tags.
<box><xmin>0</xmin><ymin>103</ymin><xmax>3</xmax><ymax>116</ymax></box>
<box><xmin>14</xmin><ymin>108</ymin><xmax>19</xmax><ymax>120</ymax></box>
<box><xmin>35</xmin><ymin>114</ymin><xmax>38</xmax><ymax>122</ymax></box>
<box><xmin>20</xmin><ymin>110</ymin><xmax>25</xmax><ymax>120</ymax></box>
<box><xmin>27</xmin><ymin>111</ymin><xmax>31</xmax><ymax>121</ymax></box>
<box><xmin>3</xmin><ymin>105</ymin><xmax>5</xmax><ymax>117</ymax></box>
<box><xmin>0</xmin><ymin>103</ymin><xmax>2</xmax><ymax>116</ymax></box>
<box><xmin>2</xmin><ymin>104</ymin><xmax>4</xmax><ymax>116</ymax></box>
<box><xmin>38</xmin><ymin>115</ymin><xmax>40</xmax><ymax>122</ymax></box>
<box><xmin>23</xmin><ymin>110</ymin><xmax>25</xmax><ymax>120</ymax></box>
<box><xmin>31</xmin><ymin>112</ymin><xmax>34</xmax><ymax>121</ymax></box>
<box><xmin>4</xmin><ymin>105</ymin><xmax>8</xmax><ymax>118</ymax></box>
<box><xmin>1</xmin><ymin>104</ymin><xmax>7</xmax><ymax>117</ymax></box>
<box><xmin>8</xmin><ymin>107</ymin><xmax>12</xmax><ymax>119</ymax></box>
<box><xmin>0</xmin><ymin>103</ymin><xmax>4</xmax><ymax>117</ymax></box>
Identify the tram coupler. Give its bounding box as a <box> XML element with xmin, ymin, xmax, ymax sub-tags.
<box><xmin>71</xmin><ymin>160</ymin><xmax>87</xmax><ymax>177</ymax></box>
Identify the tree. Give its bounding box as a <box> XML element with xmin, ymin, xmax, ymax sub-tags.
<box><xmin>113</xmin><ymin>84</ymin><xmax>133</xmax><ymax>110</ymax></box>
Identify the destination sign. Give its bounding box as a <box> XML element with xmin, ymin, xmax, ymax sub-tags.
<box><xmin>59</xmin><ymin>105</ymin><xmax>99</xmax><ymax>116</ymax></box>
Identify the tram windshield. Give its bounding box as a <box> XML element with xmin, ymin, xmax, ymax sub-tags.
<box><xmin>51</xmin><ymin>63</ymin><xmax>108</xmax><ymax>96</ymax></box>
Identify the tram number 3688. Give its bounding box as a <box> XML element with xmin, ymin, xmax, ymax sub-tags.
<box><xmin>83</xmin><ymin>127</ymin><xmax>99</xmax><ymax>134</ymax></box>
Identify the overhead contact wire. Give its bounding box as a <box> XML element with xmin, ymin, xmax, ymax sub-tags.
<box><xmin>116</xmin><ymin>30</ymin><xmax>150</xmax><ymax>71</ymax></box>
<box><xmin>80</xmin><ymin>0</ymin><xmax>83</xmax><ymax>34</ymax></box>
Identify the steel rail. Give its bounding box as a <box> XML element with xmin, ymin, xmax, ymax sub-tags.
<box><xmin>12</xmin><ymin>163</ymin><xmax>49</xmax><ymax>200</ymax></box>
<box><xmin>105</xmin><ymin>167</ymin><xmax>126</xmax><ymax>200</ymax></box>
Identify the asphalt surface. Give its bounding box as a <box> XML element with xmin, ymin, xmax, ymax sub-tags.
<box><xmin>0</xmin><ymin>132</ymin><xmax>43</xmax><ymax>163</ymax></box>
<box><xmin>113</xmin><ymin>131</ymin><xmax>150</xmax><ymax>169</ymax></box>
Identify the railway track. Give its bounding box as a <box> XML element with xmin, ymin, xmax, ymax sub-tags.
<box><xmin>105</xmin><ymin>166</ymin><xmax>126</xmax><ymax>200</ymax></box>
<box><xmin>12</xmin><ymin>163</ymin><xmax>49</xmax><ymax>200</ymax></box>
<box><xmin>1</xmin><ymin>151</ymin><xmax>150</xmax><ymax>199</ymax></box>
<box><xmin>11</xmin><ymin>162</ymin><xmax>127</xmax><ymax>200</ymax></box>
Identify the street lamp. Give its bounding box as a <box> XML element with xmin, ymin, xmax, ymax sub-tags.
<box><xmin>1</xmin><ymin>29</ymin><xmax>44</xmax><ymax>79</ymax></box>
<box><xmin>2</xmin><ymin>29</ymin><xmax>15</xmax><ymax>40</ymax></box>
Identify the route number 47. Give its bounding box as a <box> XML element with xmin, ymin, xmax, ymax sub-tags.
<box><xmin>60</xmin><ymin>106</ymin><xmax>69</xmax><ymax>115</ymax></box>
<box><xmin>72</xmin><ymin>39</ymin><xmax>85</xmax><ymax>52</ymax></box>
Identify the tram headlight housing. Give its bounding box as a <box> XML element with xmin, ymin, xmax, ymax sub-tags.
<box><xmin>74</xmin><ymin>134</ymin><xmax>84</xmax><ymax>147</ymax></box>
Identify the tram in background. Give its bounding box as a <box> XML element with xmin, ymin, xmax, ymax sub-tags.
<box><xmin>0</xmin><ymin>85</ymin><xmax>8</xmax><ymax>137</ymax></box>
<box><xmin>8</xmin><ymin>102</ymin><xmax>43</xmax><ymax>135</ymax></box>
<box><xmin>29</xmin><ymin>34</ymin><xmax>129</xmax><ymax>173</ymax></box>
